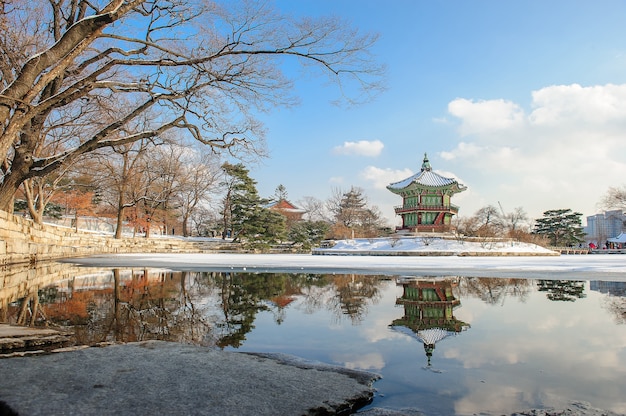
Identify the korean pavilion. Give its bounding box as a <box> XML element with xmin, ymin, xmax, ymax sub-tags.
<box><xmin>387</xmin><ymin>153</ymin><xmax>467</xmax><ymax>233</ymax></box>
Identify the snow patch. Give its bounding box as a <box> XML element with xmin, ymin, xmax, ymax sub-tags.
<box><xmin>314</xmin><ymin>237</ymin><xmax>557</xmax><ymax>255</ymax></box>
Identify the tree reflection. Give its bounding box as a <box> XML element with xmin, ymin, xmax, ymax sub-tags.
<box><xmin>603</xmin><ymin>297</ymin><xmax>626</xmax><ymax>324</ymax></box>
<box><xmin>213</xmin><ymin>272</ymin><xmax>292</xmax><ymax>348</ymax></box>
<box><xmin>7</xmin><ymin>269</ymin><xmax>392</xmax><ymax>349</ymax></box>
<box><xmin>11</xmin><ymin>270</ymin><xmax>383</xmax><ymax>344</ymax></box>
<box><xmin>328</xmin><ymin>274</ymin><xmax>383</xmax><ymax>324</ymax></box>
<box><xmin>537</xmin><ymin>280</ymin><xmax>586</xmax><ymax>302</ymax></box>
<box><xmin>70</xmin><ymin>269</ymin><xmax>194</xmax><ymax>345</ymax></box>
<box><xmin>457</xmin><ymin>277</ymin><xmax>532</xmax><ymax>305</ymax></box>
<box><xmin>591</xmin><ymin>281</ymin><xmax>626</xmax><ymax>324</ymax></box>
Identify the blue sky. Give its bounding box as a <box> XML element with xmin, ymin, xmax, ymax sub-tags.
<box><xmin>249</xmin><ymin>1</ymin><xmax>626</xmax><ymax>226</ymax></box>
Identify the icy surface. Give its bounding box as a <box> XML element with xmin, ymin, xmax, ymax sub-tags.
<box><xmin>65</xmin><ymin>237</ymin><xmax>626</xmax><ymax>280</ymax></box>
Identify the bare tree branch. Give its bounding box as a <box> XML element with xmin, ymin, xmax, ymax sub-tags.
<box><xmin>0</xmin><ymin>0</ymin><xmax>384</xmax><ymax>210</ymax></box>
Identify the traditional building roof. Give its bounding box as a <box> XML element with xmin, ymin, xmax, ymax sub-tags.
<box><xmin>392</xmin><ymin>326</ymin><xmax>459</xmax><ymax>346</ymax></box>
<box><xmin>266</xmin><ymin>199</ymin><xmax>306</xmax><ymax>213</ymax></box>
<box><xmin>387</xmin><ymin>153</ymin><xmax>466</xmax><ymax>193</ymax></box>
<box><xmin>608</xmin><ymin>232</ymin><xmax>626</xmax><ymax>243</ymax></box>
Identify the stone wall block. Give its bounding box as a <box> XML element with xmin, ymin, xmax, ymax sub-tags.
<box><xmin>1</xmin><ymin>211</ymin><xmax>207</xmax><ymax>265</ymax></box>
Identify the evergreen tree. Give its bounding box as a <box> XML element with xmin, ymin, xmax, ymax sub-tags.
<box><xmin>246</xmin><ymin>209</ymin><xmax>287</xmax><ymax>248</ymax></box>
<box><xmin>331</xmin><ymin>186</ymin><xmax>385</xmax><ymax>238</ymax></box>
<box><xmin>533</xmin><ymin>209</ymin><xmax>585</xmax><ymax>246</ymax></box>
<box><xmin>274</xmin><ymin>184</ymin><xmax>288</xmax><ymax>201</ymax></box>
<box><xmin>221</xmin><ymin>163</ymin><xmax>286</xmax><ymax>245</ymax></box>
<box><xmin>337</xmin><ymin>187</ymin><xmax>368</xmax><ymax>228</ymax></box>
<box><xmin>288</xmin><ymin>220</ymin><xmax>331</xmax><ymax>250</ymax></box>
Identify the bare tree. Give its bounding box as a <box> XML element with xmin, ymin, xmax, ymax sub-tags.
<box><xmin>298</xmin><ymin>196</ymin><xmax>327</xmax><ymax>222</ymax></box>
<box><xmin>456</xmin><ymin>205</ymin><xmax>502</xmax><ymax>238</ymax></box>
<box><xmin>600</xmin><ymin>185</ymin><xmax>626</xmax><ymax>212</ymax></box>
<box><xmin>175</xmin><ymin>151</ymin><xmax>221</xmax><ymax>237</ymax></box>
<box><xmin>0</xmin><ymin>0</ymin><xmax>384</xmax><ymax>212</ymax></box>
<box><xmin>190</xmin><ymin>205</ymin><xmax>221</xmax><ymax>237</ymax></box>
<box><xmin>457</xmin><ymin>205</ymin><xmax>531</xmax><ymax>241</ymax></box>
<box><xmin>502</xmin><ymin>206</ymin><xmax>531</xmax><ymax>240</ymax></box>
<box><xmin>90</xmin><ymin>140</ymin><xmax>153</xmax><ymax>238</ymax></box>
<box><xmin>18</xmin><ymin>100</ymin><xmax>96</xmax><ymax>222</ymax></box>
<box><xmin>20</xmin><ymin>169</ymin><xmax>70</xmax><ymax>224</ymax></box>
<box><xmin>325</xmin><ymin>186</ymin><xmax>345</xmax><ymax>224</ymax></box>
<box><xmin>143</xmin><ymin>143</ymin><xmax>189</xmax><ymax>235</ymax></box>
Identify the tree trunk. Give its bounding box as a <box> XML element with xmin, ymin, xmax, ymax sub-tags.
<box><xmin>0</xmin><ymin>165</ymin><xmax>26</xmax><ymax>212</ymax></box>
<box><xmin>114</xmin><ymin>197</ymin><xmax>125</xmax><ymax>239</ymax></box>
<box><xmin>182</xmin><ymin>213</ymin><xmax>189</xmax><ymax>237</ymax></box>
<box><xmin>0</xmin><ymin>127</ymin><xmax>37</xmax><ymax>212</ymax></box>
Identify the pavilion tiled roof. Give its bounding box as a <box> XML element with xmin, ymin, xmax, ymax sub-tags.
<box><xmin>387</xmin><ymin>169</ymin><xmax>459</xmax><ymax>190</ymax></box>
<box><xmin>387</xmin><ymin>153</ymin><xmax>465</xmax><ymax>191</ymax></box>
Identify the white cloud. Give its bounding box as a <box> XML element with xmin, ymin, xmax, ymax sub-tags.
<box><xmin>440</xmin><ymin>151</ymin><xmax>455</xmax><ymax>160</ymax></box>
<box><xmin>529</xmin><ymin>83</ymin><xmax>626</xmax><ymax>125</ymax></box>
<box><xmin>438</xmin><ymin>142</ymin><xmax>483</xmax><ymax>160</ymax></box>
<box><xmin>360</xmin><ymin>166</ymin><xmax>413</xmax><ymax>189</ymax></box>
<box><xmin>331</xmin><ymin>352</ymin><xmax>385</xmax><ymax>371</ymax></box>
<box><xmin>444</xmin><ymin>83</ymin><xmax>626</xmax><ymax>219</ymax></box>
<box><xmin>448</xmin><ymin>98</ymin><xmax>525</xmax><ymax>137</ymax></box>
<box><xmin>332</xmin><ymin>140</ymin><xmax>384</xmax><ymax>157</ymax></box>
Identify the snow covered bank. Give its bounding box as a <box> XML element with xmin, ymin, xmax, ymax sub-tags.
<box><xmin>313</xmin><ymin>237</ymin><xmax>559</xmax><ymax>257</ymax></box>
<box><xmin>65</xmin><ymin>250</ymin><xmax>626</xmax><ymax>280</ymax></box>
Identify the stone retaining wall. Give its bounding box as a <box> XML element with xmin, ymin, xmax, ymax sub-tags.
<box><xmin>0</xmin><ymin>210</ymin><xmax>217</xmax><ymax>266</ymax></box>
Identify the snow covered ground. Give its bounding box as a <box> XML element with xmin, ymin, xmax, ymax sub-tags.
<box><xmin>65</xmin><ymin>237</ymin><xmax>626</xmax><ymax>281</ymax></box>
<box><xmin>314</xmin><ymin>236</ymin><xmax>558</xmax><ymax>256</ymax></box>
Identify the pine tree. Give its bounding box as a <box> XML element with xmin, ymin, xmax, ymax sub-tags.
<box><xmin>221</xmin><ymin>163</ymin><xmax>286</xmax><ymax>245</ymax></box>
<box><xmin>337</xmin><ymin>187</ymin><xmax>368</xmax><ymax>228</ymax></box>
<box><xmin>274</xmin><ymin>184</ymin><xmax>288</xmax><ymax>201</ymax></box>
<box><xmin>288</xmin><ymin>220</ymin><xmax>331</xmax><ymax>250</ymax></box>
<box><xmin>332</xmin><ymin>186</ymin><xmax>384</xmax><ymax>238</ymax></box>
<box><xmin>533</xmin><ymin>209</ymin><xmax>585</xmax><ymax>247</ymax></box>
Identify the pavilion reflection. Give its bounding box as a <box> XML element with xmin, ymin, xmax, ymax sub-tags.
<box><xmin>391</xmin><ymin>277</ymin><xmax>470</xmax><ymax>368</ymax></box>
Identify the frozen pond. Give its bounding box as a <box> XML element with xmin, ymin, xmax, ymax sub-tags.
<box><xmin>2</xmin><ymin>254</ymin><xmax>626</xmax><ymax>415</ymax></box>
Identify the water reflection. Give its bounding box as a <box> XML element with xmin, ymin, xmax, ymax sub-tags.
<box><xmin>457</xmin><ymin>277</ymin><xmax>532</xmax><ymax>305</ymax></box>
<box><xmin>1</xmin><ymin>263</ymin><xmax>625</xmax><ymax>415</ymax></box>
<box><xmin>2</xmin><ymin>265</ymin><xmax>388</xmax><ymax>348</ymax></box>
<box><xmin>1</xmin><ymin>264</ymin><xmax>625</xmax><ymax>345</ymax></box>
<box><xmin>391</xmin><ymin>278</ymin><xmax>470</xmax><ymax>368</ymax></box>
<box><xmin>537</xmin><ymin>280</ymin><xmax>586</xmax><ymax>302</ymax></box>
<box><xmin>591</xmin><ymin>281</ymin><xmax>626</xmax><ymax>325</ymax></box>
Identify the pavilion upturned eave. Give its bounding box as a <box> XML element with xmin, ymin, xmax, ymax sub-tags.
<box><xmin>386</xmin><ymin>181</ymin><xmax>467</xmax><ymax>196</ymax></box>
<box><xmin>387</xmin><ymin>170</ymin><xmax>466</xmax><ymax>194</ymax></box>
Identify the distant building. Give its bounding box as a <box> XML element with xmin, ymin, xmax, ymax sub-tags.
<box><xmin>585</xmin><ymin>210</ymin><xmax>626</xmax><ymax>245</ymax></box>
<box><xmin>266</xmin><ymin>199</ymin><xmax>305</xmax><ymax>227</ymax></box>
<box><xmin>590</xmin><ymin>281</ymin><xmax>626</xmax><ymax>297</ymax></box>
<box><xmin>387</xmin><ymin>153</ymin><xmax>467</xmax><ymax>233</ymax></box>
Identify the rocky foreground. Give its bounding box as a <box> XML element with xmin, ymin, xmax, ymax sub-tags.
<box><xmin>0</xmin><ymin>326</ymin><xmax>621</xmax><ymax>416</ymax></box>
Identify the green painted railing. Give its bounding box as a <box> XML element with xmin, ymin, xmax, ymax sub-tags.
<box><xmin>394</xmin><ymin>204</ymin><xmax>460</xmax><ymax>214</ymax></box>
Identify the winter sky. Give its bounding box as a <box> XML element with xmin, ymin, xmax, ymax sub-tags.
<box><xmin>249</xmin><ymin>1</ymin><xmax>626</xmax><ymax>226</ymax></box>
